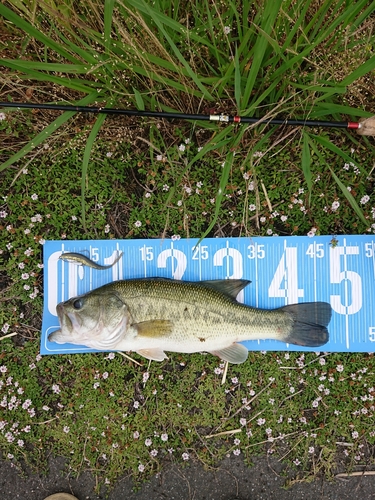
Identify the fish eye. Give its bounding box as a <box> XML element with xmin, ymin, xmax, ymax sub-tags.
<box><xmin>73</xmin><ymin>298</ymin><xmax>84</xmax><ymax>310</ymax></box>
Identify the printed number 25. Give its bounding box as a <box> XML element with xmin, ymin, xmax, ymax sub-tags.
<box><xmin>330</xmin><ymin>246</ymin><xmax>362</xmax><ymax>314</ymax></box>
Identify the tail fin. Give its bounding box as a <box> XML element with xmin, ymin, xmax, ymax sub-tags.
<box><xmin>280</xmin><ymin>302</ymin><xmax>331</xmax><ymax>347</ymax></box>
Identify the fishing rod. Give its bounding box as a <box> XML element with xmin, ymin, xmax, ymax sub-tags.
<box><xmin>1</xmin><ymin>101</ymin><xmax>374</xmax><ymax>135</ymax></box>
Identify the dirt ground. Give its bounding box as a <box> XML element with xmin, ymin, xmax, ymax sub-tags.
<box><xmin>1</xmin><ymin>453</ymin><xmax>375</xmax><ymax>500</ymax></box>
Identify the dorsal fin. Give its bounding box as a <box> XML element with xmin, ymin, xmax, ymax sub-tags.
<box><xmin>200</xmin><ymin>279</ymin><xmax>251</xmax><ymax>300</ymax></box>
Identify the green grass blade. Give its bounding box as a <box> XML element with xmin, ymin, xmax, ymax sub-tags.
<box><xmin>127</xmin><ymin>0</ymin><xmax>213</xmax><ymax>100</ymax></box>
<box><xmin>81</xmin><ymin>112</ymin><xmax>109</xmax><ymax>231</ymax></box>
<box><xmin>197</xmin><ymin>149</ymin><xmax>234</xmax><ymax>244</ymax></box>
<box><xmin>104</xmin><ymin>0</ymin><xmax>116</xmax><ymax>52</ymax></box>
<box><xmin>309</xmin><ymin>137</ymin><xmax>369</xmax><ymax>227</ymax></box>
<box><xmin>0</xmin><ymin>94</ymin><xmax>99</xmax><ymax>172</ymax></box>
<box><xmin>1</xmin><ymin>60</ymin><xmax>89</xmax><ymax>74</ymax></box>
<box><xmin>340</xmin><ymin>55</ymin><xmax>375</xmax><ymax>86</ymax></box>
<box><xmin>1</xmin><ymin>60</ymin><xmax>99</xmax><ymax>92</ymax></box>
<box><xmin>133</xmin><ymin>87</ymin><xmax>145</xmax><ymax>111</ymax></box>
<box><xmin>242</xmin><ymin>0</ymin><xmax>283</xmax><ymax>107</ymax></box>
<box><xmin>234</xmin><ymin>47</ymin><xmax>241</xmax><ymax>110</ymax></box>
<box><xmin>312</xmin><ymin>134</ymin><xmax>368</xmax><ymax>176</ymax></box>
<box><xmin>165</xmin><ymin>128</ymin><xmax>233</xmax><ymax>208</ymax></box>
<box><xmin>0</xmin><ymin>4</ymin><xmax>81</xmax><ymax>64</ymax></box>
<box><xmin>329</xmin><ymin>169</ymin><xmax>369</xmax><ymax>227</ymax></box>
<box><xmin>302</xmin><ymin>132</ymin><xmax>312</xmax><ymax>203</ymax></box>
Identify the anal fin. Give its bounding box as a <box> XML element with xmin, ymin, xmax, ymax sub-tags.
<box><xmin>136</xmin><ymin>348</ymin><xmax>168</xmax><ymax>362</ymax></box>
<box><xmin>209</xmin><ymin>343</ymin><xmax>248</xmax><ymax>364</ymax></box>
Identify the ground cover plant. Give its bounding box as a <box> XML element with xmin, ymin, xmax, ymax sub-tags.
<box><xmin>1</xmin><ymin>0</ymin><xmax>375</xmax><ymax>493</ymax></box>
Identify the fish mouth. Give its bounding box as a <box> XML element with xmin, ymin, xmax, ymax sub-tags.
<box><xmin>48</xmin><ymin>303</ymin><xmax>73</xmax><ymax>344</ymax></box>
<box><xmin>48</xmin><ymin>328</ymin><xmax>64</xmax><ymax>343</ymax></box>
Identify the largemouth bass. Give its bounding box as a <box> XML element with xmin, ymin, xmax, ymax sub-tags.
<box><xmin>59</xmin><ymin>251</ymin><xmax>123</xmax><ymax>270</ymax></box>
<box><xmin>48</xmin><ymin>278</ymin><xmax>332</xmax><ymax>364</ymax></box>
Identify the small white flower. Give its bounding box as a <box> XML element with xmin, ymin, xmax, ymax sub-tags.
<box><xmin>224</xmin><ymin>26</ymin><xmax>231</xmax><ymax>35</ymax></box>
<box><xmin>0</xmin><ymin>112</ymin><xmax>6</xmax><ymax>121</ymax></box>
<box><xmin>178</xmin><ymin>144</ymin><xmax>186</xmax><ymax>152</ymax></box>
<box><xmin>31</xmin><ymin>194</ymin><xmax>38</xmax><ymax>201</ymax></box>
<box><xmin>360</xmin><ymin>195</ymin><xmax>370</xmax><ymax>205</ymax></box>
<box><xmin>134</xmin><ymin>220</ymin><xmax>142</xmax><ymax>228</ymax></box>
<box><xmin>182</xmin><ymin>452</ymin><xmax>190</xmax><ymax>461</ymax></box>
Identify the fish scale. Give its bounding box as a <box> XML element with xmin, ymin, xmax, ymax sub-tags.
<box><xmin>49</xmin><ymin>278</ymin><xmax>332</xmax><ymax>364</ymax></box>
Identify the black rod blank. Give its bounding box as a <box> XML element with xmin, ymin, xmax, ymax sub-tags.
<box><xmin>0</xmin><ymin>101</ymin><xmax>360</xmax><ymax>130</ymax></box>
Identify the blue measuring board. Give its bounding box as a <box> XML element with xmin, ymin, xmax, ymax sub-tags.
<box><xmin>41</xmin><ymin>236</ymin><xmax>375</xmax><ymax>355</ymax></box>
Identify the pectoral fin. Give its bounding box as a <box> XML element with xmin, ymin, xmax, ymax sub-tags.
<box><xmin>136</xmin><ymin>348</ymin><xmax>168</xmax><ymax>362</ymax></box>
<box><xmin>134</xmin><ymin>319</ymin><xmax>173</xmax><ymax>338</ymax></box>
<box><xmin>209</xmin><ymin>343</ymin><xmax>248</xmax><ymax>364</ymax></box>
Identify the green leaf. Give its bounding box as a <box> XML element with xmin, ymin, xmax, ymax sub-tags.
<box><xmin>81</xmin><ymin>110</ymin><xmax>110</xmax><ymax>230</ymax></box>
<box><xmin>1</xmin><ymin>60</ymin><xmax>99</xmax><ymax>93</ymax></box>
<box><xmin>197</xmin><ymin>149</ymin><xmax>234</xmax><ymax>244</ymax></box>
<box><xmin>312</xmin><ymin>134</ymin><xmax>368</xmax><ymax>176</ymax></box>
<box><xmin>308</xmin><ymin>137</ymin><xmax>369</xmax><ymax>227</ymax></box>
<box><xmin>242</xmin><ymin>0</ymin><xmax>283</xmax><ymax>107</ymax></box>
<box><xmin>104</xmin><ymin>0</ymin><xmax>116</xmax><ymax>52</ymax></box>
<box><xmin>234</xmin><ymin>47</ymin><xmax>241</xmax><ymax>110</ymax></box>
<box><xmin>127</xmin><ymin>0</ymin><xmax>213</xmax><ymax>100</ymax></box>
<box><xmin>0</xmin><ymin>4</ymin><xmax>81</xmax><ymax>64</ymax></box>
<box><xmin>329</xmin><ymin>169</ymin><xmax>369</xmax><ymax>227</ymax></box>
<box><xmin>133</xmin><ymin>87</ymin><xmax>145</xmax><ymax>111</ymax></box>
<box><xmin>0</xmin><ymin>94</ymin><xmax>100</xmax><ymax>172</ymax></box>
<box><xmin>302</xmin><ymin>132</ymin><xmax>312</xmax><ymax>203</ymax></box>
<box><xmin>340</xmin><ymin>55</ymin><xmax>375</xmax><ymax>86</ymax></box>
